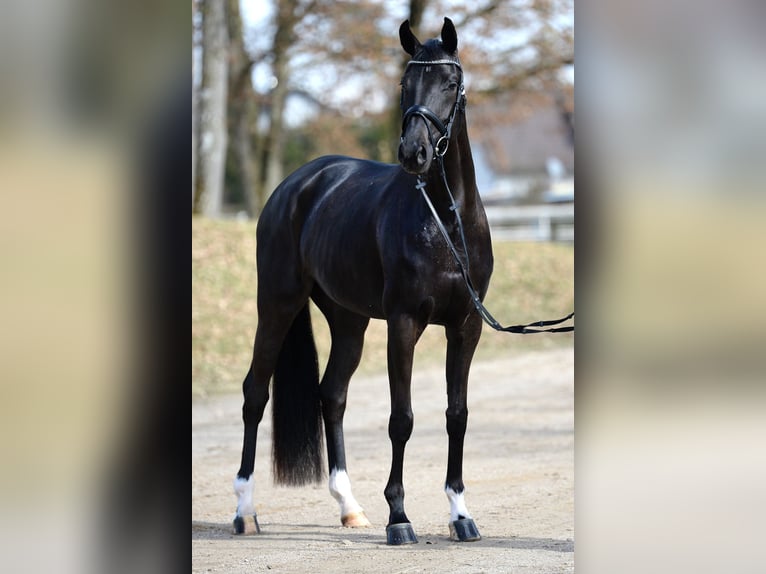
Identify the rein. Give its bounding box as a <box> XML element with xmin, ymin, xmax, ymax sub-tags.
<box><xmin>403</xmin><ymin>59</ymin><xmax>574</xmax><ymax>334</ymax></box>
<box><xmin>418</xmin><ymin>172</ymin><xmax>574</xmax><ymax>334</ymax></box>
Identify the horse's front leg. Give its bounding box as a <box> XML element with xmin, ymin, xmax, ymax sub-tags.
<box><xmin>383</xmin><ymin>313</ymin><xmax>421</xmax><ymax>545</ymax></box>
<box><xmin>444</xmin><ymin>314</ymin><xmax>483</xmax><ymax>541</ymax></box>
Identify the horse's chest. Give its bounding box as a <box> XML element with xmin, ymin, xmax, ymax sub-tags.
<box><xmin>398</xmin><ymin>223</ymin><xmax>491</xmax><ymax>314</ymax></box>
<box><xmin>416</xmin><ymin>219</ymin><xmax>490</xmax><ymax>277</ymax></box>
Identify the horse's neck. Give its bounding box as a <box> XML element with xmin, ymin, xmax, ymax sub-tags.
<box><xmin>427</xmin><ymin>122</ymin><xmax>477</xmax><ymax>216</ymax></box>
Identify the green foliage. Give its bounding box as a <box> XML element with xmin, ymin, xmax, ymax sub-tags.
<box><xmin>282</xmin><ymin>130</ymin><xmax>316</xmax><ymax>176</ymax></box>
<box><xmin>192</xmin><ymin>217</ymin><xmax>573</xmax><ymax>397</ymax></box>
<box><xmin>224</xmin><ymin>143</ymin><xmax>247</xmax><ymax>205</ymax></box>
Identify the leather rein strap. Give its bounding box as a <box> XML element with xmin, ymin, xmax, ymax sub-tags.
<box><xmin>404</xmin><ymin>60</ymin><xmax>574</xmax><ymax>334</ymax></box>
<box><xmin>418</xmin><ymin>176</ymin><xmax>574</xmax><ymax>334</ymax></box>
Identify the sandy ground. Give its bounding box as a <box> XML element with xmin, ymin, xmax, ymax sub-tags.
<box><xmin>192</xmin><ymin>347</ymin><xmax>573</xmax><ymax>573</ymax></box>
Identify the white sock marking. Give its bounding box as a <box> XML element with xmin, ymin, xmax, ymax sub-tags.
<box><xmin>445</xmin><ymin>486</ymin><xmax>472</xmax><ymax>522</ymax></box>
<box><xmin>233</xmin><ymin>475</ymin><xmax>255</xmax><ymax>516</ymax></box>
<box><xmin>329</xmin><ymin>469</ymin><xmax>364</xmax><ymax>518</ymax></box>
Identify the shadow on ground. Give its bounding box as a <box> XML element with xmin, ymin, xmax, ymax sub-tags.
<box><xmin>192</xmin><ymin>521</ymin><xmax>573</xmax><ymax>553</ymax></box>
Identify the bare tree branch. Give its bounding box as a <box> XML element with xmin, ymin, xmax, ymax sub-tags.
<box><xmin>475</xmin><ymin>53</ymin><xmax>573</xmax><ymax>96</ymax></box>
<box><xmin>452</xmin><ymin>0</ymin><xmax>503</xmax><ymax>28</ymax></box>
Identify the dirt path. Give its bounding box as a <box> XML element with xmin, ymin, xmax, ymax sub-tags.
<box><xmin>192</xmin><ymin>348</ymin><xmax>573</xmax><ymax>573</ymax></box>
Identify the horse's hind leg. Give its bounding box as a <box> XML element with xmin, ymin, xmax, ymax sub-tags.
<box><xmin>233</xmin><ymin>292</ymin><xmax>309</xmax><ymax>534</ymax></box>
<box><xmin>313</xmin><ymin>290</ymin><xmax>371</xmax><ymax>527</ymax></box>
<box><xmin>233</xmin><ymin>362</ymin><xmax>265</xmax><ymax>534</ymax></box>
<box><xmin>444</xmin><ymin>314</ymin><xmax>483</xmax><ymax>541</ymax></box>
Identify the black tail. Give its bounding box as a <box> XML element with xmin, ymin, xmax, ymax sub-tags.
<box><xmin>271</xmin><ymin>303</ymin><xmax>324</xmax><ymax>486</ymax></box>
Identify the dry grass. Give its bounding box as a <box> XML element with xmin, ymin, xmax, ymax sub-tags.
<box><xmin>192</xmin><ymin>216</ymin><xmax>573</xmax><ymax>397</ymax></box>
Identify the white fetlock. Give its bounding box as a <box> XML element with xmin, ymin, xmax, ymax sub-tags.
<box><xmin>329</xmin><ymin>469</ymin><xmax>370</xmax><ymax>527</ymax></box>
<box><xmin>233</xmin><ymin>476</ymin><xmax>261</xmax><ymax>534</ymax></box>
<box><xmin>233</xmin><ymin>475</ymin><xmax>255</xmax><ymax>516</ymax></box>
<box><xmin>445</xmin><ymin>486</ymin><xmax>472</xmax><ymax>522</ymax></box>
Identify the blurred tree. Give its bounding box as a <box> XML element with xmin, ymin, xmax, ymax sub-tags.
<box><xmin>262</xmin><ymin>0</ymin><xmax>305</xmax><ymax>198</ymax></box>
<box><xmin>193</xmin><ymin>2</ymin><xmax>199</xmax><ymax>209</ymax></box>
<box><xmin>216</xmin><ymin>0</ymin><xmax>572</xmax><ymax>215</ymax></box>
<box><xmin>375</xmin><ymin>0</ymin><xmax>427</xmax><ymax>163</ymax></box>
<box><xmin>225</xmin><ymin>0</ymin><xmax>261</xmax><ymax>216</ymax></box>
<box><xmin>193</xmin><ymin>0</ymin><xmax>229</xmax><ymax>216</ymax></box>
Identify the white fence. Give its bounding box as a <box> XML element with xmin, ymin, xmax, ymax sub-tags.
<box><xmin>484</xmin><ymin>203</ymin><xmax>574</xmax><ymax>242</ymax></box>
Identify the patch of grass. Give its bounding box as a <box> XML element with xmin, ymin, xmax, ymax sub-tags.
<box><xmin>192</xmin><ymin>217</ymin><xmax>573</xmax><ymax>397</ymax></box>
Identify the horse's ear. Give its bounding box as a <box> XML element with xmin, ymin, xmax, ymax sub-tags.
<box><xmin>399</xmin><ymin>20</ymin><xmax>422</xmax><ymax>56</ymax></box>
<box><xmin>441</xmin><ymin>17</ymin><xmax>458</xmax><ymax>54</ymax></box>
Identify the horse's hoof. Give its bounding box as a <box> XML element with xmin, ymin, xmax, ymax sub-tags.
<box><xmin>386</xmin><ymin>522</ymin><xmax>418</xmax><ymax>545</ymax></box>
<box><xmin>449</xmin><ymin>517</ymin><xmax>481</xmax><ymax>542</ymax></box>
<box><xmin>342</xmin><ymin>511</ymin><xmax>371</xmax><ymax>528</ymax></box>
<box><xmin>233</xmin><ymin>514</ymin><xmax>261</xmax><ymax>535</ymax></box>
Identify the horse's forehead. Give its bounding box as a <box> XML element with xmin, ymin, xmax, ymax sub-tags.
<box><xmin>405</xmin><ymin>64</ymin><xmax>453</xmax><ymax>80</ymax></box>
<box><xmin>413</xmin><ymin>39</ymin><xmax>451</xmax><ymax>61</ymax></box>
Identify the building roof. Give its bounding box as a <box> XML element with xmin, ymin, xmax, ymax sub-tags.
<box><xmin>470</xmin><ymin>91</ymin><xmax>574</xmax><ymax>176</ymax></box>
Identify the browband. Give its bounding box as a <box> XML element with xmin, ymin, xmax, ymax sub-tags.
<box><xmin>406</xmin><ymin>59</ymin><xmax>462</xmax><ymax>68</ymax></box>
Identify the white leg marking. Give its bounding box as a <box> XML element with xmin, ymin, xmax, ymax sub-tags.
<box><xmin>329</xmin><ymin>468</ymin><xmax>364</xmax><ymax>518</ymax></box>
<box><xmin>233</xmin><ymin>475</ymin><xmax>255</xmax><ymax>516</ymax></box>
<box><xmin>445</xmin><ymin>486</ymin><xmax>472</xmax><ymax>522</ymax></box>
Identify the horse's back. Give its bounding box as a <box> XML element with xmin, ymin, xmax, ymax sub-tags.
<box><xmin>259</xmin><ymin>155</ymin><xmax>398</xmax><ymax>233</ymax></box>
<box><xmin>256</xmin><ymin>155</ymin><xmax>401</xmax><ymax>315</ymax></box>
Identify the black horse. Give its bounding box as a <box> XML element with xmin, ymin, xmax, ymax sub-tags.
<box><xmin>233</xmin><ymin>17</ymin><xmax>493</xmax><ymax>545</ymax></box>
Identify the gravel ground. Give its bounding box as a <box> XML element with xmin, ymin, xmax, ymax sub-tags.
<box><xmin>192</xmin><ymin>347</ymin><xmax>573</xmax><ymax>573</ymax></box>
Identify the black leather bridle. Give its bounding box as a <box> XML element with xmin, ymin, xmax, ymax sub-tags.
<box><xmin>400</xmin><ymin>58</ymin><xmax>466</xmax><ymax>158</ymax></box>
<box><xmin>401</xmin><ymin>57</ymin><xmax>574</xmax><ymax>335</ymax></box>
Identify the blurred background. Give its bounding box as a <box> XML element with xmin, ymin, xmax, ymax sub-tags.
<box><xmin>577</xmin><ymin>2</ymin><xmax>766</xmax><ymax>573</ymax></box>
<box><xmin>192</xmin><ymin>0</ymin><xmax>574</xmax><ymax>218</ymax></box>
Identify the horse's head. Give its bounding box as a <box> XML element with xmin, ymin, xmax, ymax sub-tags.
<box><xmin>398</xmin><ymin>17</ymin><xmax>465</xmax><ymax>175</ymax></box>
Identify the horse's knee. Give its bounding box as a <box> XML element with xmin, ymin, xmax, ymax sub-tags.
<box><xmin>388</xmin><ymin>410</ymin><xmax>414</xmax><ymax>443</ymax></box>
<box><xmin>445</xmin><ymin>407</ymin><xmax>468</xmax><ymax>437</ymax></box>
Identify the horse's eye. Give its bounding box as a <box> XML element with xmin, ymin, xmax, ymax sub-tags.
<box><xmin>446</xmin><ymin>82</ymin><xmax>458</xmax><ymax>91</ymax></box>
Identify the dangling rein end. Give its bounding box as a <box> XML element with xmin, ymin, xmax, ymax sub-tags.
<box><xmin>418</xmin><ymin>177</ymin><xmax>573</xmax><ymax>335</ymax></box>
<box><xmin>496</xmin><ymin>311</ymin><xmax>574</xmax><ymax>334</ymax></box>
<box><xmin>471</xmin><ymin>287</ymin><xmax>574</xmax><ymax>334</ymax></box>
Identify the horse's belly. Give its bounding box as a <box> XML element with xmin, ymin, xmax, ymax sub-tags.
<box><xmin>305</xmin><ymin>239</ymin><xmax>386</xmax><ymax>319</ymax></box>
<box><xmin>321</xmin><ymin>283</ymin><xmax>386</xmax><ymax>319</ymax></box>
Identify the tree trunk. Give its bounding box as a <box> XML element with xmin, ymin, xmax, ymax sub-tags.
<box><xmin>408</xmin><ymin>0</ymin><xmax>426</xmax><ymax>31</ymax></box>
<box><xmin>192</xmin><ymin>62</ymin><xmax>198</xmax><ymax>211</ymax></box>
<box><xmin>193</xmin><ymin>0</ymin><xmax>228</xmax><ymax>217</ymax></box>
<box><xmin>192</xmin><ymin>1</ymin><xmax>200</xmax><ymax>210</ymax></box>
<box><xmin>262</xmin><ymin>0</ymin><xmax>298</xmax><ymax>198</ymax></box>
<box><xmin>383</xmin><ymin>0</ymin><xmax>428</xmax><ymax>162</ymax></box>
<box><xmin>226</xmin><ymin>0</ymin><xmax>260</xmax><ymax>217</ymax></box>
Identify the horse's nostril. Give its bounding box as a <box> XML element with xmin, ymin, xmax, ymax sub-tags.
<box><xmin>417</xmin><ymin>145</ymin><xmax>427</xmax><ymax>166</ymax></box>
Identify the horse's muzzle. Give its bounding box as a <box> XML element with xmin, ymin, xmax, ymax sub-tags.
<box><xmin>398</xmin><ymin>136</ymin><xmax>432</xmax><ymax>175</ymax></box>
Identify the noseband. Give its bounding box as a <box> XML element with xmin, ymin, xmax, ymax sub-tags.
<box><xmin>401</xmin><ymin>59</ymin><xmax>466</xmax><ymax>157</ymax></box>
